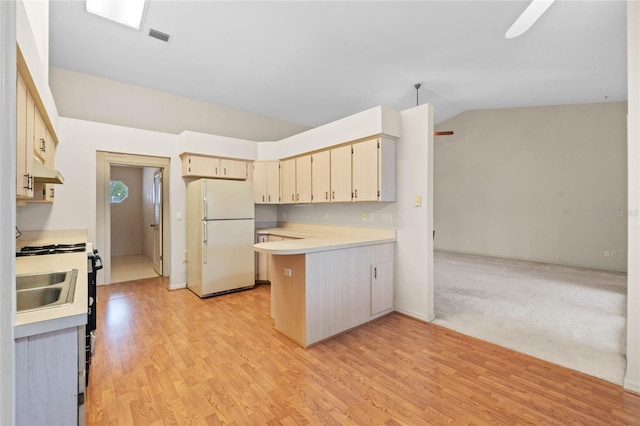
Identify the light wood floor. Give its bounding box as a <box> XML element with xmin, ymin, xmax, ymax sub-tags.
<box><xmin>110</xmin><ymin>254</ymin><xmax>159</xmax><ymax>284</ymax></box>
<box><xmin>88</xmin><ymin>277</ymin><xmax>640</xmax><ymax>425</ymax></box>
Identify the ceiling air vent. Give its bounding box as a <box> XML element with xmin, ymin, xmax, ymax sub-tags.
<box><xmin>149</xmin><ymin>28</ymin><xmax>170</xmax><ymax>42</ymax></box>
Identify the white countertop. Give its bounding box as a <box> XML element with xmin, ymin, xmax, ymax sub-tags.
<box><xmin>14</xmin><ymin>230</ymin><xmax>89</xmax><ymax>338</ymax></box>
<box><xmin>254</xmin><ymin>223</ymin><xmax>396</xmax><ymax>255</ymax></box>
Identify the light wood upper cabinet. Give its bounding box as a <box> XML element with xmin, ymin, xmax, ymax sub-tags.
<box><xmin>295</xmin><ymin>155</ymin><xmax>312</xmax><ymax>203</ymax></box>
<box><xmin>32</xmin><ymin>129</ymin><xmax>58</xmax><ymax>203</ymax></box>
<box><xmin>219</xmin><ymin>158</ymin><xmax>247</xmax><ymax>179</ymax></box>
<box><xmin>33</xmin><ymin>107</ymin><xmax>49</xmax><ymax>163</ymax></box>
<box><xmin>253</xmin><ymin>161</ymin><xmax>280</xmax><ymax>204</ymax></box>
<box><xmin>181</xmin><ymin>154</ymin><xmax>248</xmax><ymax>180</ymax></box>
<box><xmin>311</xmin><ymin>150</ymin><xmax>330</xmax><ymax>203</ymax></box>
<box><xmin>265</xmin><ymin>161</ymin><xmax>280</xmax><ymax>204</ymax></box>
<box><xmin>280</xmin><ymin>158</ymin><xmax>296</xmax><ymax>204</ymax></box>
<box><xmin>182</xmin><ymin>155</ymin><xmax>218</xmax><ymax>177</ymax></box>
<box><xmin>330</xmin><ymin>145</ymin><xmax>351</xmax><ymax>202</ymax></box>
<box><xmin>352</xmin><ymin>137</ymin><xmax>396</xmax><ymax>202</ymax></box>
<box><xmin>16</xmin><ymin>72</ymin><xmax>33</xmax><ymax>199</ymax></box>
<box><xmin>352</xmin><ymin>138</ymin><xmax>379</xmax><ymax>201</ymax></box>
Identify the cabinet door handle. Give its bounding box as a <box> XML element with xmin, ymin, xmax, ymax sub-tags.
<box><xmin>325</xmin><ymin>191</ymin><xmax>328</xmax><ymax>200</ymax></box>
<box><xmin>23</xmin><ymin>174</ymin><xmax>30</xmax><ymax>190</ymax></box>
<box><xmin>268</xmin><ymin>195</ymin><xmax>271</xmax><ymax>202</ymax></box>
<box><xmin>374</xmin><ymin>267</ymin><xmax>377</xmax><ymax>279</ymax></box>
<box><xmin>262</xmin><ymin>195</ymin><xmax>265</xmax><ymax>202</ymax></box>
<box><xmin>332</xmin><ymin>191</ymin><xmax>335</xmax><ymax>200</ymax></box>
<box><xmin>224</xmin><ymin>167</ymin><xmax>227</xmax><ymax>175</ymax></box>
<box><xmin>215</xmin><ymin>167</ymin><xmax>218</xmax><ymax>175</ymax></box>
<box><xmin>291</xmin><ymin>194</ymin><xmax>294</xmax><ymax>202</ymax></box>
<box><xmin>354</xmin><ymin>189</ymin><xmax>358</xmax><ymax>199</ymax></box>
<box><xmin>50</xmin><ymin>188</ymin><xmax>55</xmax><ymax>199</ymax></box>
<box><xmin>296</xmin><ymin>193</ymin><xmax>299</xmax><ymax>202</ymax></box>
<box><xmin>40</xmin><ymin>138</ymin><xmax>46</xmax><ymax>152</ymax></box>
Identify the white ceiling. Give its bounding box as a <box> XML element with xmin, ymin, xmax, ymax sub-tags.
<box><xmin>49</xmin><ymin>1</ymin><xmax>627</xmax><ymax>127</ymax></box>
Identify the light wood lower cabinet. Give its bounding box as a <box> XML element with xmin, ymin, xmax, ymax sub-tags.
<box><xmin>255</xmin><ymin>234</ymin><xmax>269</xmax><ymax>282</ymax></box>
<box><xmin>15</xmin><ymin>326</ymin><xmax>85</xmax><ymax>426</ymax></box>
<box><xmin>270</xmin><ymin>243</ymin><xmax>395</xmax><ymax>347</ymax></box>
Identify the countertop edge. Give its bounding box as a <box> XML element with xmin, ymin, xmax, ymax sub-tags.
<box><xmin>254</xmin><ymin>237</ymin><xmax>397</xmax><ymax>255</ymax></box>
<box><xmin>15</xmin><ymin>312</ymin><xmax>87</xmax><ymax>339</ymax></box>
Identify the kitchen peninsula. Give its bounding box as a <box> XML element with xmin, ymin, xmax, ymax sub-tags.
<box><xmin>254</xmin><ymin>223</ymin><xmax>396</xmax><ymax>347</ymax></box>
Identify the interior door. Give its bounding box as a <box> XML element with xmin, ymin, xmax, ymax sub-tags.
<box><xmin>152</xmin><ymin>170</ymin><xmax>163</xmax><ymax>275</ymax></box>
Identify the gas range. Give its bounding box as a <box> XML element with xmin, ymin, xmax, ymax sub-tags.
<box><xmin>16</xmin><ymin>242</ymin><xmax>88</xmax><ymax>257</ymax></box>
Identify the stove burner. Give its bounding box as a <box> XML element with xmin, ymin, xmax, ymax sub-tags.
<box><xmin>17</xmin><ymin>242</ymin><xmax>87</xmax><ymax>257</ymax></box>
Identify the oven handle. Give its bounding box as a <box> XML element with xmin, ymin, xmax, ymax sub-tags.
<box><xmin>93</xmin><ymin>252</ymin><xmax>103</xmax><ymax>270</ymax></box>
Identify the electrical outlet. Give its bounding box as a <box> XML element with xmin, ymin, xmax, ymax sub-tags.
<box><xmin>367</xmin><ymin>213</ymin><xmax>373</xmax><ymax>222</ymax></box>
<box><xmin>414</xmin><ymin>195</ymin><xmax>422</xmax><ymax>207</ymax></box>
<box><xmin>611</xmin><ymin>251</ymin><xmax>617</xmax><ymax>258</ymax></box>
<box><xmin>284</xmin><ymin>268</ymin><xmax>292</xmax><ymax>277</ymax></box>
<box><xmin>362</xmin><ymin>213</ymin><xmax>367</xmax><ymax>222</ymax></box>
<box><xmin>604</xmin><ymin>251</ymin><xmax>610</xmax><ymax>257</ymax></box>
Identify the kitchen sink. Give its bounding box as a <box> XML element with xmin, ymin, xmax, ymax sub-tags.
<box><xmin>16</xmin><ymin>271</ymin><xmax>69</xmax><ymax>290</ymax></box>
<box><xmin>16</xmin><ymin>269</ymin><xmax>78</xmax><ymax>313</ymax></box>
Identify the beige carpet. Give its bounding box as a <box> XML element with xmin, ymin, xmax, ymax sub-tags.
<box><xmin>110</xmin><ymin>254</ymin><xmax>159</xmax><ymax>283</ymax></box>
<box><xmin>433</xmin><ymin>251</ymin><xmax>627</xmax><ymax>384</ymax></box>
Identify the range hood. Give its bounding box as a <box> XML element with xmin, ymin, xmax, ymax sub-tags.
<box><xmin>32</xmin><ymin>158</ymin><xmax>64</xmax><ymax>184</ymax></box>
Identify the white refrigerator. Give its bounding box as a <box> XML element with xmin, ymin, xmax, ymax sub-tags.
<box><xmin>186</xmin><ymin>179</ymin><xmax>255</xmax><ymax>297</ymax></box>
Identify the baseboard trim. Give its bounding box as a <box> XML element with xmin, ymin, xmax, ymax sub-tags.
<box><xmin>394</xmin><ymin>307</ymin><xmax>435</xmax><ymax>323</ymax></box>
<box><xmin>169</xmin><ymin>282</ymin><xmax>187</xmax><ymax>291</ymax></box>
<box><xmin>624</xmin><ymin>378</ymin><xmax>640</xmax><ymax>394</ymax></box>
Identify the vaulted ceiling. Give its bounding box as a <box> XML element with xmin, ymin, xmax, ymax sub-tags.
<box><xmin>49</xmin><ymin>1</ymin><xmax>627</xmax><ymax>127</ymax></box>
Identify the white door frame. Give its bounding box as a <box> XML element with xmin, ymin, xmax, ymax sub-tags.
<box><xmin>152</xmin><ymin>169</ymin><xmax>163</xmax><ymax>275</ymax></box>
<box><xmin>96</xmin><ymin>151</ymin><xmax>170</xmax><ymax>286</ymax></box>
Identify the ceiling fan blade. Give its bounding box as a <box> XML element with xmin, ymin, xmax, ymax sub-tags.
<box><xmin>505</xmin><ymin>0</ymin><xmax>556</xmax><ymax>39</ymax></box>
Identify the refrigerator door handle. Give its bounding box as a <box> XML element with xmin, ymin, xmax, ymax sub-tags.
<box><xmin>203</xmin><ymin>197</ymin><xmax>208</xmax><ymax>220</ymax></box>
<box><xmin>202</xmin><ymin>221</ymin><xmax>207</xmax><ymax>264</ymax></box>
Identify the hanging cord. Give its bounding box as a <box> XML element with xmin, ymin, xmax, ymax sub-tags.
<box><xmin>15</xmin><ymin>226</ymin><xmax>21</xmax><ymax>239</ymax></box>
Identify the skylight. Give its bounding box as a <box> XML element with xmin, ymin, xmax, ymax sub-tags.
<box><xmin>86</xmin><ymin>0</ymin><xmax>147</xmax><ymax>30</ymax></box>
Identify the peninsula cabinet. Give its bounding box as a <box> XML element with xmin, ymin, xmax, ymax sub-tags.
<box><xmin>352</xmin><ymin>137</ymin><xmax>396</xmax><ymax>202</ymax></box>
<box><xmin>181</xmin><ymin>154</ymin><xmax>248</xmax><ymax>180</ymax></box>
<box><xmin>329</xmin><ymin>145</ymin><xmax>351</xmax><ymax>202</ymax></box>
<box><xmin>253</xmin><ymin>161</ymin><xmax>280</xmax><ymax>204</ymax></box>
<box><xmin>311</xmin><ymin>150</ymin><xmax>331</xmax><ymax>203</ymax></box>
<box><xmin>269</xmin><ymin>242</ymin><xmax>395</xmax><ymax>347</ymax></box>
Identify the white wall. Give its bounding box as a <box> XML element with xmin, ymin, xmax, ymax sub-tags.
<box><xmin>49</xmin><ymin>67</ymin><xmax>309</xmax><ymax>141</ymax></box>
<box><xmin>21</xmin><ymin>0</ymin><xmax>48</xmax><ymax>81</ymax></box>
<box><xmin>110</xmin><ymin>166</ymin><xmax>143</xmax><ymax>256</ymax></box>
<box><xmin>626</xmin><ymin>0</ymin><xmax>640</xmax><ymax>394</ymax></box>
<box><xmin>434</xmin><ymin>102</ymin><xmax>628</xmax><ymax>271</ymax></box>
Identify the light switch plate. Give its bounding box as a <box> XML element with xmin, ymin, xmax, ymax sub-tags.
<box><xmin>414</xmin><ymin>196</ymin><xmax>422</xmax><ymax>207</ymax></box>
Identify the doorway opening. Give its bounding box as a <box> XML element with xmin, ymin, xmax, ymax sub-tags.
<box><xmin>109</xmin><ymin>165</ymin><xmax>163</xmax><ymax>283</ymax></box>
<box><xmin>96</xmin><ymin>152</ymin><xmax>170</xmax><ymax>287</ymax></box>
